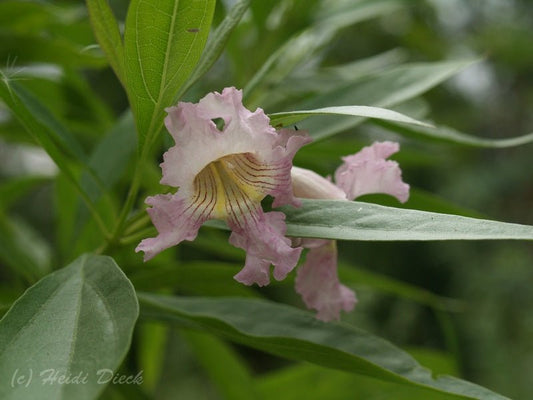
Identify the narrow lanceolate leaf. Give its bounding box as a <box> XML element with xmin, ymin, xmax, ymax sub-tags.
<box><xmin>296</xmin><ymin>60</ymin><xmax>476</xmax><ymax>141</ymax></box>
<box><xmin>0</xmin><ymin>78</ymin><xmax>87</xmax><ymax>163</ymax></box>
<box><xmin>138</xmin><ymin>295</ymin><xmax>510</xmax><ymax>400</ymax></box>
<box><xmin>377</xmin><ymin>120</ymin><xmax>533</xmax><ymax>148</ymax></box>
<box><xmin>280</xmin><ymin>199</ymin><xmax>533</xmax><ymax>241</ymax></box>
<box><xmin>124</xmin><ymin>0</ymin><xmax>216</xmax><ymax>149</ymax></box>
<box><xmin>178</xmin><ymin>0</ymin><xmax>251</xmax><ymax>99</ymax></box>
<box><xmin>269</xmin><ymin>106</ymin><xmax>433</xmax><ymax>128</ymax></box>
<box><xmin>0</xmin><ymin>255</ymin><xmax>139</xmax><ymax>400</ymax></box>
<box><xmin>86</xmin><ymin>0</ymin><xmax>126</xmax><ymax>85</ymax></box>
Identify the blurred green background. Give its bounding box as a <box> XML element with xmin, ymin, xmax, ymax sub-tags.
<box><xmin>0</xmin><ymin>0</ymin><xmax>532</xmax><ymax>399</ymax></box>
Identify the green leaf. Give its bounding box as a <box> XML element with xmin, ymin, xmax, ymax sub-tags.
<box><xmin>0</xmin><ymin>213</ymin><xmax>51</xmax><ymax>283</ymax></box>
<box><xmin>182</xmin><ymin>330</ymin><xmax>260</xmax><ymax>400</ymax></box>
<box><xmin>0</xmin><ymin>254</ymin><xmax>139</xmax><ymax>400</ymax></box>
<box><xmin>296</xmin><ymin>60</ymin><xmax>476</xmax><ymax>141</ymax></box>
<box><xmin>177</xmin><ymin>0</ymin><xmax>251</xmax><ymax>99</ymax></box>
<box><xmin>86</xmin><ymin>0</ymin><xmax>126</xmax><ymax>85</ymax></box>
<box><xmin>377</xmin><ymin>120</ymin><xmax>533</xmax><ymax>148</ymax></box>
<box><xmin>367</xmin><ymin>188</ymin><xmax>486</xmax><ymax>219</ymax></box>
<box><xmin>138</xmin><ymin>294</ymin><xmax>509</xmax><ymax>400</ymax></box>
<box><xmin>124</xmin><ymin>0</ymin><xmax>216</xmax><ymax>149</ymax></box>
<box><xmin>281</xmin><ymin>199</ymin><xmax>533</xmax><ymax>241</ymax></box>
<box><xmin>269</xmin><ymin>105</ymin><xmax>433</xmax><ymax>128</ymax></box>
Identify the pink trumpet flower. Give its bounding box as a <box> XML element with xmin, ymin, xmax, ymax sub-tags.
<box><xmin>136</xmin><ymin>87</ymin><xmax>311</xmax><ymax>286</ymax></box>
<box><xmin>291</xmin><ymin>141</ymin><xmax>410</xmax><ymax>321</ymax></box>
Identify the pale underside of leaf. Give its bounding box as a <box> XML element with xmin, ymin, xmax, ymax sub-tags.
<box><xmin>269</xmin><ymin>105</ymin><xmax>433</xmax><ymax>128</ymax></box>
<box><xmin>280</xmin><ymin>199</ymin><xmax>533</xmax><ymax>241</ymax></box>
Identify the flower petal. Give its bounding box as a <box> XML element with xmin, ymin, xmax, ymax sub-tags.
<box><xmin>231</xmin><ymin>211</ymin><xmax>302</xmax><ymax>286</ymax></box>
<box><xmin>295</xmin><ymin>240</ymin><xmax>357</xmax><ymax>321</ymax></box>
<box><xmin>160</xmin><ymin>87</ymin><xmax>309</xmax><ymax>202</ymax></box>
<box><xmin>139</xmin><ymin>87</ymin><xmax>309</xmax><ymax>274</ymax></box>
<box><xmin>334</xmin><ymin>141</ymin><xmax>409</xmax><ymax>202</ymax></box>
<box><xmin>268</xmin><ymin>129</ymin><xmax>312</xmax><ymax>207</ymax></box>
<box><xmin>135</xmin><ymin>193</ymin><xmax>213</xmax><ymax>261</ymax></box>
<box><xmin>291</xmin><ymin>166</ymin><xmax>347</xmax><ymax>200</ymax></box>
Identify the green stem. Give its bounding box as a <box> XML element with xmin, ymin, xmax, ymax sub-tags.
<box><xmin>124</xmin><ymin>212</ymin><xmax>151</xmax><ymax>236</ymax></box>
<box><xmin>117</xmin><ymin>153</ymin><xmax>146</xmax><ymax>232</ymax></box>
<box><xmin>99</xmin><ymin>145</ymin><xmax>149</xmax><ymax>255</ymax></box>
<box><xmin>102</xmin><ymin>119</ymin><xmax>164</xmax><ymax>253</ymax></box>
<box><xmin>69</xmin><ymin>176</ymin><xmax>111</xmax><ymax>239</ymax></box>
<box><xmin>120</xmin><ymin>227</ymin><xmax>157</xmax><ymax>246</ymax></box>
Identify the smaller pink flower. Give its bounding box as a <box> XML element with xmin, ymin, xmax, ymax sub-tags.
<box><xmin>295</xmin><ymin>239</ymin><xmax>357</xmax><ymax>321</ymax></box>
<box><xmin>335</xmin><ymin>141</ymin><xmax>409</xmax><ymax>202</ymax></box>
<box><xmin>292</xmin><ymin>141</ymin><xmax>410</xmax><ymax>321</ymax></box>
<box><xmin>136</xmin><ymin>87</ymin><xmax>311</xmax><ymax>286</ymax></box>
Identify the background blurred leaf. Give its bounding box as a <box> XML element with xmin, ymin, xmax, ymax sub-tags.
<box><xmin>130</xmin><ymin>261</ymin><xmax>258</xmax><ymax>298</ymax></box>
<box><xmin>0</xmin><ymin>34</ymin><xmax>105</xmax><ymax>69</ymax></box>
<box><xmin>338</xmin><ymin>264</ymin><xmax>464</xmax><ymax>312</ymax></box>
<box><xmin>295</xmin><ymin>60</ymin><xmax>476</xmax><ymax>141</ymax></box>
<box><xmin>86</xmin><ymin>0</ymin><xmax>126</xmax><ymax>85</ymax></box>
<box><xmin>0</xmin><ymin>1</ymin><xmax>105</xmax><ymax>68</ymax></box>
<box><xmin>136</xmin><ymin>321</ymin><xmax>168</xmax><ymax>393</ymax></box>
<box><xmin>0</xmin><ymin>213</ymin><xmax>51</xmax><ymax>283</ymax></box>
<box><xmin>244</xmin><ymin>0</ymin><xmax>404</xmax><ymax>104</ymax></box>
<box><xmin>0</xmin><ymin>79</ymin><xmax>87</xmax><ymax>163</ymax></box>
<box><xmin>0</xmin><ymin>254</ymin><xmax>139</xmax><ymax>400</ymax></box>
<box><xmin>0</xmin><ymin>78</ymin><xmax>113</xmax><ymax>241</ymax></box>
<box><xmin>0</xmin><ymin>176</ymin><xmax>50</xmax><ymax>211</ymax></box>
<box><xmin>82</xmin><ymin>111</ymin><xmax>136</xmax><ymax>202</ymax></box>
<box><xmin>255</xmin><ymin>352</ymin><xmax>458</xmax><ymax>400</ymax></box>
<box><xmin>376</xmin><ymin>120</ymin><xmax>533</xmax><ymax>148</ymax></box>
<box><xmin>182</xmin><ymin>330</ymin><xmax>260</xmax><ymax>400</ymax></box>
<box><xmin>0</xmin><ymin>66</ymin><xmax>114</xmax><ymax>143</ymax></box>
